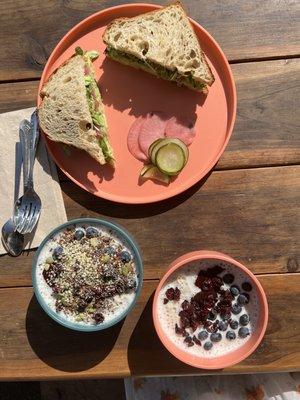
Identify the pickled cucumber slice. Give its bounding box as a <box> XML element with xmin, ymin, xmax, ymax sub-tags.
<box><xmin>155</xmin><ymin>143</ymin><xmax>185</xmax><ymax>175</ymax></box>
<box><xmin>150</xmin><ymin>138</ymin><xmax>189</xmax><ymax>166</ymax></box>
<box><xmin>140</xmin><ymin>164</ymin><xmax>170</xmax><ymax>184</ymax></box>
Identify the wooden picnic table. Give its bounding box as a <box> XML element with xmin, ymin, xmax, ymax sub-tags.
<box><xmin>0</xmin><ymin>0</ymin><xmax>299</xmax><ymax>381</ymax></box>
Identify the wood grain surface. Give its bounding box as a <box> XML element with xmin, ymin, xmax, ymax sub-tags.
<box><xmin>0</xmin><ymin>0</ymin><xmax>299</xmax><ymax>81</ymax></box>
<box><xmin>0</xmin><ymin>59</ymin><xmax>299</xmax><ymax>169</ymax></box>
<box><xmin>0</xmin><ymin>166</ymin><xmax>299</xmax><ymax>287</ymax></box>
<box><xmin>0</xmin><ymin>274</ymin><xmax>299</xmax><ymax>380</ymax></box>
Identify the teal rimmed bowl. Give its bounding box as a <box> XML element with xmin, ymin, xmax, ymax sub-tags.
<box><xmin>32</xmin><ymin>218</ymin><xmax>143</xmax><ymax>332</ymax></box>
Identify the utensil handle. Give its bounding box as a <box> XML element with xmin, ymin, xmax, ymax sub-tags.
<box><xmin>19</xmin><ymin>120</ymin><xmax>31</xmax><ymax>192</ymax></box>
<box><xmin>27</xmin><ymin>110</ymin><xmax>40</xmax><ymax>190</ymax></box>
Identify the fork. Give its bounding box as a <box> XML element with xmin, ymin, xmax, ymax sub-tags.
<box><xmin>14</xmin><ymin>111</ymin><xmax>42</xmax><ymax>234</ymax></box>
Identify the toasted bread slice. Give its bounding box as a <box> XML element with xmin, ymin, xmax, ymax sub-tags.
<box><xmin>39</xmin><ymin>52</ymin><xmax>114</xmax><ymax>165</ymax></box>
<box><xmin>103</xmin><ymin>2</ymin><xmax>214</xmax><ymax>93</ymax></box>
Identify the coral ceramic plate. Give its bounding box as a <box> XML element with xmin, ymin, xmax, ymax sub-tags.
<box><xmin>38</xmin><ymin>3</ymin><xmax>236</xmax><ymax>204</ymax></box>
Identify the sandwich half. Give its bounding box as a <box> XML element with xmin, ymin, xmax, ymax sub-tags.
<box><xmin>102</xmin><ymin>2</ymin><xmax>214</xmax><ymax>93</ymax></box>
<box><xmin>39</xmin><ymin>47</ymin><xmax>114</xmax><ymax>165</ymax></box>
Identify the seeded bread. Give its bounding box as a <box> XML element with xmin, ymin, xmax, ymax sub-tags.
<box><xmin>38</xmin><ymin>55</ymin><xmax>107</xmax><ymax>165</ymax></box>
<box><xmin>103</xmin><ymin>2</ymin><xmax>214</xmax><ymax>90</ymax></box>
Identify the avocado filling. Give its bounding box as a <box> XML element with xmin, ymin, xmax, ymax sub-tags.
<box><xmin>82</xmin><ymin>51</ymin><xmax>114</xmax><ymax>162</ymax></box>
<box><xmin>106</xmin><ymin>47</ymin><xmax>206</xmax><ymax>91</ymax></box>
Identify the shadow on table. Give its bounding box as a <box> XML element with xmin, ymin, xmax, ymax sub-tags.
<box><xmin>127</xmin><ymin>292</ymin><xmax>221</xmax><ymax>376</ymax></box>
<box><xmin>26</xmin><ymin>295</ymin><xmax>123</xmax><ymax>372</ymax></box>
<box><xmin>61</xmin><ymin>170</ymin><xmax>213</xmax><ymax>219</ymax></box>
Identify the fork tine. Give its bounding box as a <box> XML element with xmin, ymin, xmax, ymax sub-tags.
<box><xmin>26</xmin><ymin>206</ymin><xmax>41</xmax><ymax>234</ymax></box>
<box><xmin>16</xmin><ymin>203</ymin><xmax>31</xmax><ymax>233</ymax></box>
<box><xmin>21</xmin><ymin>204</ymin><xmax>37</xmax><ymax>234</ymax></box>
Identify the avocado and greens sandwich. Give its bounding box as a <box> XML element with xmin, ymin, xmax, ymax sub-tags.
<box><xmin>39</xmin><ymin>47</ymin><xmax>114</xmax><ymax>166</ymax></box>
<box><xmin>103</xmin><ymin>3</ymin><xmax>214</xmax><ymax>93</ymax></box>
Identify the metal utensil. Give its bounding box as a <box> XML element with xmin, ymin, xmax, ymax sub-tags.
<box><xmin>14</xmin><ymin>111</ymin><xmax>41</xmax><ymax>234</ymax></box>
<box><xmin>1</xmin><ymin>126</ymin><xmax>26</xmax><ymax>256</ymax></box>
<box><xmin>1</xmin><ymin>218</ymin><xmax>24</xmax><ymax>256</ymax></box>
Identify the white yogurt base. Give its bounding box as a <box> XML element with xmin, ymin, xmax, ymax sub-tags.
<box><xmin>35</xmin><ymin>223</ymin><xmax>137</xmax><ymax>326</ymax></box>
<box><xmin>157</xmin><ymin>260</ymin><xmax>260</xmax><ymax>358</ymax></box>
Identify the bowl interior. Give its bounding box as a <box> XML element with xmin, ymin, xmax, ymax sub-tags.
<box><xmin>32</xmin><ymin>218</ymin><xmax>143</xmax><ymax>332</ymax></box>
<box><xmin>153</xmin><ymin>251</ymin><xmax>268</xmax><ymax>369</ymax></box>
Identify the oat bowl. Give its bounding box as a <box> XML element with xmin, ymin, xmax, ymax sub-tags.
<box><xmin>32</xmin><ymin>218</ymin><xmax>143</xmax><ymax>332</ymax></box>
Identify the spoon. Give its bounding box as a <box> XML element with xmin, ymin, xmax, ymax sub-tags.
<box><xmin>1</xmin><ymin>119</ymin><xmax>31</xmax><ymax>256</ymax></box>
<box><xmin>1</xmin><ymin>218</ymin><xmax>24</xmax><ymax>256</ymax></box>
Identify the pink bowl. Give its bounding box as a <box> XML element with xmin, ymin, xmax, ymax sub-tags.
<box><xmin>152</xmin><ymin>250</ymin><xmax>268</xmax><ymax>369</ymax></box>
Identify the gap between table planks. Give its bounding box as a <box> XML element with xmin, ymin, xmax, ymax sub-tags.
<box><xmin>0</xmin><ymin>165</ymin><xmax>299</xmax><ymax>287</ymax></box>
<box><xmin>0</xmin><ymin>58</ymin><xmax>299</xmax><ymax>169</ymax></box>
<box><xmin>0</xmin><ymin>0</ymin><xmax>299</xmax><ymax>81</ymax></box>
<box><xmin>0</xmin><ymin>273</ymin><xmax>299</xmax><ymax>380</ymax></box>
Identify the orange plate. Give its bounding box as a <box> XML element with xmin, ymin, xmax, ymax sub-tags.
<box><xmin>38</xmin><ymin>3</ymin><xmax>237</xmax><ymax>204</ymax></box>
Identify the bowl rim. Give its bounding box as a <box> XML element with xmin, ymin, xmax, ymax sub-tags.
<box><xmin>32</xmin><ymin>217</ymin><xmax>143</xmax><ymax>332</ymax></box>
<box><xmin>152</xmin><ymin>250</ymin><xmax>269</xmax><ymax>369</ymax></box>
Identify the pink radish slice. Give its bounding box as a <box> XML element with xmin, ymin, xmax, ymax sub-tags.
<box><xmin>138</xmin><ymin>112</ymin><xmax>168</xmax><ymax>155</ymax></box>
<box><xmin>127</xmin><ymin>117</ymin><xmax>148</xmax><ymax>162</ymax></box>
<box><xmin>165</xmin><ymin>116</ymin><xmax>196</xmax><ymax>146</ymax></box>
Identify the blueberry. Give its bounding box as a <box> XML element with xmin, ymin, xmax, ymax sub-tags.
<box><xmin>242</xmin><ymin>282</ymin><xmax>252</xmax><ymax>292</ymax></box>
<box><xmin>53</xmin><ymin>246</ymin><xmax>63</xmax><ymax>259</ymax></box>
<box><xmin>230</xmin><ymin>285</ymin><xmax>240</xmax><ymax>296</ymax></box>
<box><xmin>104</xmin><ymin>246</ymin><xmax>115</xmax><ymax>255</ymax></box>
<box><xmin>239</xmin><ymin>314</ymin><xmax>250</xmax><ymax>326</ymax></box>
<box><xmin>204</xmin><ymin>341</ymin><xmax>213</xmax><ymax>351</ymax></box>
<box><xmin>238</xmin><ymin>327</ymin><xmax>250</xmax><ymax>338</ymax></box>
<box><xmin>226</xmin><ymin>331</ymin><xmax>236</xmax><ymax>340</ymax></box>
<box><xmin>120</xmin><ymin>250</ymin><xmax>131</xmax><ymax>263</ymax></box>
<box><xmin>230</xmin><ymin>320</ymin><xmax>239</xmax><ymax>330</ymax></box>
<box><xmin>237</xmin><ymin>293</ymin><xmax>249</xmax><ymax>305</ymax></box>
<box><xmin>208</xmin><ymin>310</ymin><xmax>217</xmax><ymax>321</ymax></box>
<box><xmin>86</xmin><ymin>227</ymin><xmax>98</xmax><ymax>238</ymax></box>
<box><xmin>218</xmin><ymin>321</ymin><xmax>228</xmax><ymax>331</ymax></box>
<box><xmin>210</xmin><ymin>332</ymin><xmax>222</xmax><ymax>342</ymax></box>
<box><xmin>231</xmin><ymin>303</ymin><xmax>242</xmax><ymax>315</ymax></box>
<box><xmin>223</xmin><ymin>273</ymin><xmax>234</xmax><ymax>284</ymax></box>
<box><xmin>198</xmin><ymin>331</ymin><xmax>208</xmax><ymax>341</ymax></box>
<box><xmin>74</xmin><ymin>228</ymin><xmax>85</xmax><ymax>240</ymax></box>
<box><xmin>221</xmin><ymin>313</ymin><xmax>231</xmax><ymax>321</ymax></box>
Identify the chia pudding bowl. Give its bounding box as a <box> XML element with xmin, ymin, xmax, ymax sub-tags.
<box><xmin>32</xmin><ymin>218</ymin><xmax>143</xmax><ymax>332</ymax></box>
<box><xmin>153</xmin><ymin>251</ymin><xmax>268</xmax><ymax>369</ymax></box>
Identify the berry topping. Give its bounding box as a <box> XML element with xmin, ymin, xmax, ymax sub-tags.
<box><xmin>238</xmin><ymin>327</ymin><xmax>250</xmax><ymax>338</ymax></box>
<box><xmin>231</xmin><ymin>303</ymin><xmax>242</xmax><ymax>315</ymax></box>
<box><xmin>230</xmin><ymin>285</ymin><xmax>240</xmax><ymax>296</ymax></box>
<box><xmin>226</xmin><ymin>331</ymin><xmax>236</xmax><ymax>340</ymax></box>
<box><xmin>165</xmin><ymin>287</ymin><xmax>181</xmax><ymax>301</ymax></box>
<box><xmin>230</xmin><ymin>320</ymin><xmax>239</xmax><ymax>330</ymax></box>
<box><xmin>218</xmin><ymin>320</ymin><xmax>228</xmax><ymax>331</ymax></box>
<box><xmin>210</xmin><ymin>332</ymin><xmax>222</xmax><ymax>342</ymax></box>
<box><xmin>223</xmin><ymin>273</ymin><xmax>234</xmax><ymax>284</ymax></box>
<box><xmin>242</xmin><ymin>282</ymin><xmax>252</xmax><ymax>292</ymax></box>
<box><xmin>74</xmin><ymin>228</ymin><xmax>85</xmax><ymax>240</ymax></box>
<box><xmin>204</xmin><ymin>341</ymin><xmax>213</xmax><ymax>351</ymax></box>
<box><xmin>86</xmin><ymin>226</ymin><xmax>99</xmax><ymax>238</ymax></box>
<box><xmin>237</xmin><ymin>293</ymin><xmax>249</xmax><ymax>305</ymax></box>
<box><xmin>198</xmin><ymin>330</ymin><xmax>209</xmax><ymax>341</ymax></box>
<box><xmin>53</xmin><ymin>246</ymin><xmax>63</xmax><ymax>259</ymax></box>
<box><xmin>120</xmin><ymin>250</ymin><xmax>131</xmax><ymax>263</ymax></box>
<box><xmin>239</xmin><ymin>314</ymin><xmax>250</xmax><ymax>326</ymax></box>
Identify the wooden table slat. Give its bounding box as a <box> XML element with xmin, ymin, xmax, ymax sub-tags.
<box><xmin>1</xmin><ymin>59</ymin><xmax>299</xmax><ymax>170</ymax></box>
<box><xmin>0</xmin><ymin>273</ymin><xmax>299</xmax><ymax>380</ymax></box>
<box><xmin>0</xmin><ymin>165</ymin><xmax>299</xmax><ymax>287</ymax></box>
<box><xmin>0</xmin><ymin>0</ymin><xmax>299</xmax><ymax>81</ymax></box>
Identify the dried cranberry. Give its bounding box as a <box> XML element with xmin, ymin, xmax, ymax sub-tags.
<box><xmin>193</xmin><ymin>335</ymin><xmax>201</xmax><ymax>346</ymax></box>
<box><xmin>211</xmin><ymin>276</ymin><xmax>223</xmax><ymax>289</ymax></box>
<box><xmin>165</xmin><ymin>287</ymin><xmax>175</xmax><ymax>300</ymax></box>
<box><xmin>201</xmin><ymin>278</ymin><xmax>213</xmax><ymax>291</ymax></box>
<box><xmin>173</xmin><ymin>287</ymin><xmax>181</xmax><ymax>301</ymax></box>
<box><xmin>163</xmin><ymin>298</ymin><xmax>169</xmax><ymax>305</ymax></box>
<box><xmin>187</xmin><ymin>342</ymin><xmax>194</xmax><ymax>347</ymax></box>
<box><xmin>180</xmin><ymin>315</ymin><xmax>190</xmax><ymax>329</ymax></box>
<box><xmin>184</xmin><ymin>336</ymin><xmax>192</xmax><ymax>343</ymax></box>
<box><xmin>190</xmin><ymin>320</ymin><xmax>198</xmax><ymax>332</ymax></box>
<box><xmin>181</xmin><ymin>300</ymin><xmax>190</xmax><ymax>310</ymax></box>
<box><xmin>175</xmin><ymin>323</ymin><xmax>184</xmax><ymax>335</ymax></box>
<box><xmin>165</xmin><ymin>287</ymin><xmax>180</xmax><ymax>301</ymax></box>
